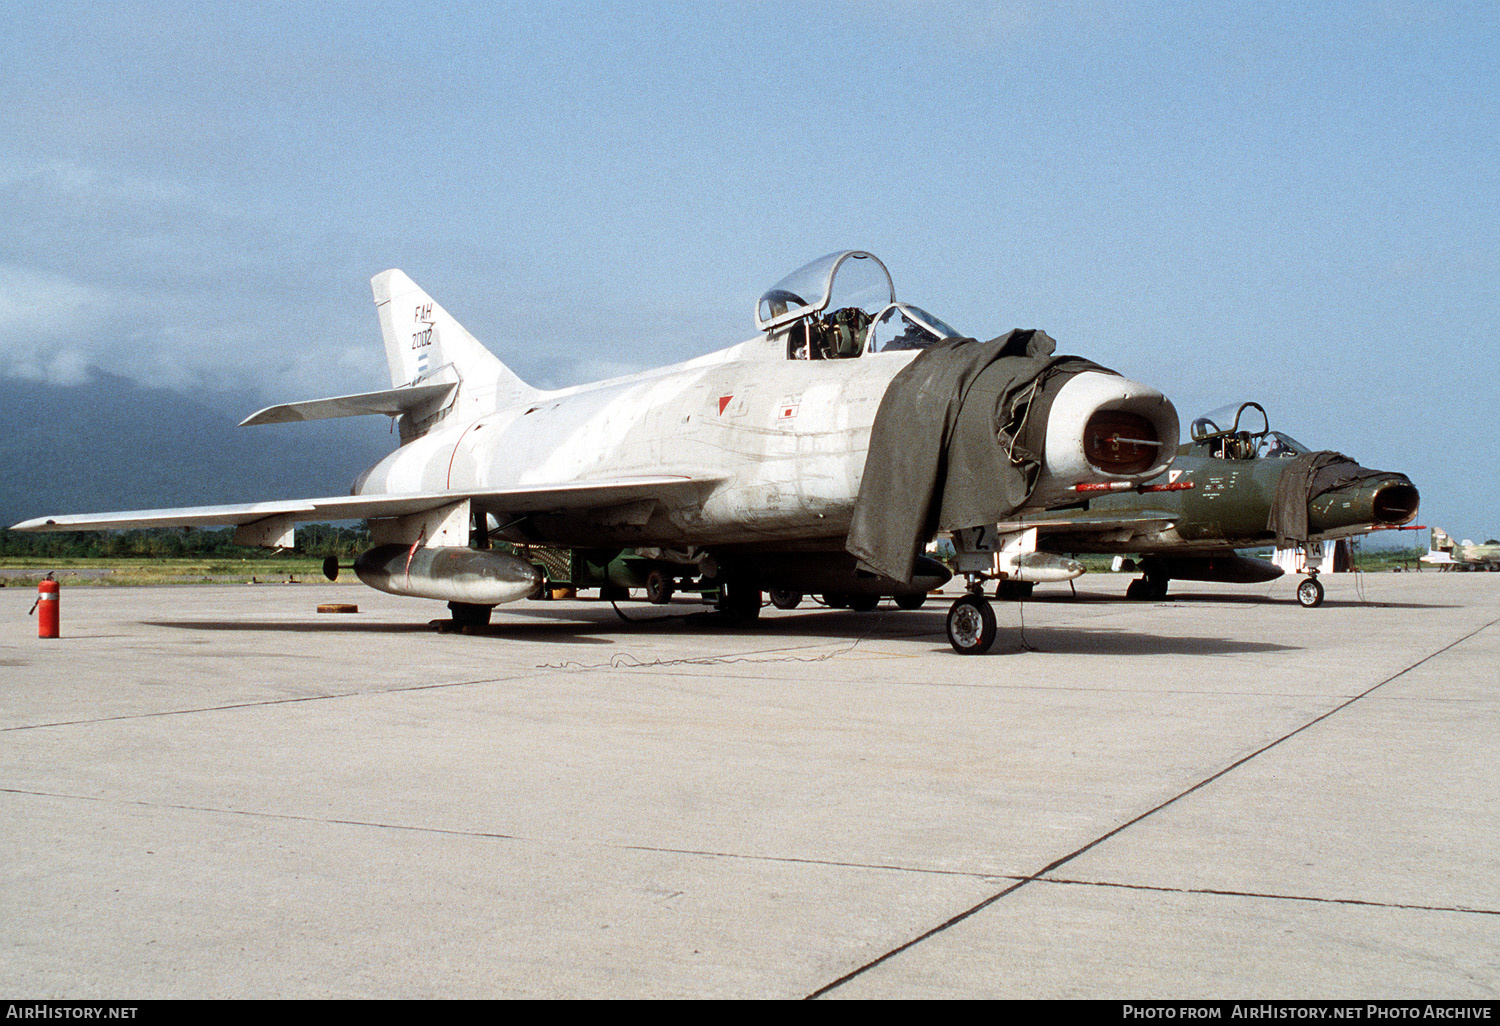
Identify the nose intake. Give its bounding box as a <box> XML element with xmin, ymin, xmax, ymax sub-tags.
<box><xmin>1373</xmin><ymin>480</ymin><xmax>1420</xmax><ymax>525</ymax></box>
<box><xmin>1084</xmin><ymin>410</ymin><xmax>1161</xmax><ymax>475</ymax></box>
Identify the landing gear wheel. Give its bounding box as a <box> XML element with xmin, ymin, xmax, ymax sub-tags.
<box><xmin>849</xmin><ymin>594</ymin><xmax>880</xmax><ymax>612</ymax></box>
<box><xmin>769</xmin><ymin>589</ymin><xmax>803</xmax><ymax>610</ymax></box>
<box><xmin>995</xmin><ymin>580</ymin><xmax>1034</xmax><ymax>601</ymax></box>
<box><xmin>1126</xmin><ymin>575</ymin><xmax>1169</xmax><ymax>600</ymax></box>
<box><xmin>894</xmin><ymin>593</ymin><xmax>926</xmax><ymax>610</ymax></box>
<box><xmin>718</xmin><ymin>577</ymin><xmax>762</xmax><ymax>624</ymax></box>
<box><xmin>644</xmin><ymin>570</ymin><xmax>674</xmax><ymax>605</ymax></box>
<box><xmin>447</xmin><ymin>602</ymin><xmax>492</xmax><ymax>630</ymax></box>
<box><xmin>1296</xmin><ymin>576</ymin><xmax>1325</xmax><ymax>608</ymax></box>
<box><xmin>821</xmin><ymin>593</ymin><xmax>850</xmax><ymax>609</ymax></box>
<box><xmin>946</xmin><ymin>595</ymin><xmax>997</xmax><ymax>655</ymax></box>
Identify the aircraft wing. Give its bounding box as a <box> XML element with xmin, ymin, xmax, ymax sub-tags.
<box><xmin>10</xmin><ymin>475</ymin><xmax>724</xmax><ymax>533</ymax></box>
<box><xmin>995</xmin><ymin>507</ymin><xmax>1180</xmax><ymax>531</ymax></box>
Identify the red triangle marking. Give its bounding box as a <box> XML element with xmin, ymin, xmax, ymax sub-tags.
<box><xmin>718</xmin><ymin>395</ymin><xmax>733</xmax><ymax>415</ymax></box>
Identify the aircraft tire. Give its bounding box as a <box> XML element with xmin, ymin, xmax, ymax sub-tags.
<box><xmin>447</xmin><ymin>602</ymin><xmax>492</xmax><ymax>629</ymax></box>
<box><xmin>719</xmin><ymin>578</ymin><xmax>762</xmax><ymax>623</ymax></box>
<box><xmin>769</xmin><ymin>589</ymin><xmax>803</xmax><ymax>610</ymax></box>
<box><xmin>849</xmin><ymin>594</ymin><xmax>880</xmax><ymax>612</ymax></box>
<box><xmin>894</xmin><ymin>593</ymin><xmax>926</xmax><ymax>610</ymax></box>
<box><xmin>946</xmin><ymin>595</ymin><xmax>996</xmax><ymax>655</ymax></box>
<box><xmin>1128</xmin><ymin>576</ymin><xmax>1169</xmax><ymax>600</ymax></box>
<box><xmin>821</xmin><ymin>593</ymin><xmax>850</xmax><ymax>609</ymax></box>
<box><xmin>995</xmin><ymin>580</ymin><xmax>1034</xmax><ymax>601</ymax></box>
<box><xmin>1296</xmin><ymin>577</ymin><xmax>1325</xmax><ymax>608</ymax></box>
<box><xmin>644</xmin><ymin>571</ymin><xmax>674</xmax><ymax>605</ymax></box>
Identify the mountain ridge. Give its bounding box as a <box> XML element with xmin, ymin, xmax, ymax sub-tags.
<box><xmin>1</xmin><ymin>373</ymin><xmax>395</xmax><ymax>527</ymax></box>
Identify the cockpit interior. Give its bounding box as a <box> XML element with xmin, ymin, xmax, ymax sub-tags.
<box><xmin>756</xmin><ymin>251</ymin><xmax>964</xmax><ymax>360</ymax></box>
<box><xmin>1189</xmin><ymin>402</ymin><xmax>1308</xmax><ymax>461</ymax></box>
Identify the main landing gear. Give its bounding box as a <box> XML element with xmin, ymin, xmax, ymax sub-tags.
<box><xmin>716</xmin><ymin>575</ymin><xmax>763</xmax><ymax>624</ymax></box>
<box><xmin>435</xmin><ymin>601</ymin><xmax>493</xmax><ymax>633</ymax></box>
<box><xmin>1125</xmin><ymin>573</ymin><xmax>1169</xmax><ymax>601</ymax></box>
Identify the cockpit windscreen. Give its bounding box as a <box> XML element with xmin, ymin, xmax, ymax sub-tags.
<box><xmin>868</xmin><ymin>303</ymin><xmax>963</xmax><ymax>351</ymax></box>
<box><xmin>1263</xmin><ymin>431</ymin><xmax>1308</xmax><ymax>458</ymax></box>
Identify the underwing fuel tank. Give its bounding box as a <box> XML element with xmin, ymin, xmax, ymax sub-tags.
<box><xmin>1011</xmin><ymin>552</ymin><xmax>1085</xmax><ymax>583</ymax></box>
<box><xmin>354</xmin><ymin>545</ymin><xmax>544</xmax><ymax>605</ymax></box>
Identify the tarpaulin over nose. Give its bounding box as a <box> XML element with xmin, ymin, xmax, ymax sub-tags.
<box><xmin>845</xmin><ymin>329</ymin><xmax>1111</xmax><ymax>584</ymax></box>
<box><xmin>1267</xmin><ymin>451</ymin><xmax>1393</xmax><ymax>545</ymax></box>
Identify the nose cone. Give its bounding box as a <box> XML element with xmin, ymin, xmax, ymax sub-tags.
<box><xmin>1309</xmin><ymin>471</ymin><xmax>1420</xmax><ymax>534</ymax></box>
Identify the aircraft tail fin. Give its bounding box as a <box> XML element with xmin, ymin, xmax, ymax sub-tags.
<box><xmin>371</xmin><ymin>270</ymin><xmax>538</xmax><ymax>412</ymax></box>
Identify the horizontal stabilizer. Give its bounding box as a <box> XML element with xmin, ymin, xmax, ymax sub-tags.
<box><xmin>239</xmin><ymin>381</ymin><xmax>459</xmax><ymax>426</ymax></box>
<box><xmin>10</xmin><ymin>475</ymin><xmax>724</xmax><ymax>534</ymax></box>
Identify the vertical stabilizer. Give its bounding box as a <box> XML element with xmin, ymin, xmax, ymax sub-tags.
<box><xmin>371</xmin><ymin>270</ymin><xmax>538</xmax><ymax>425</ymax></box>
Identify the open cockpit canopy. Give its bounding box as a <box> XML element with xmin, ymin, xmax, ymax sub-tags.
<box><xmin>756</xmin><ymin>251</ymin><xmax>894</xmax><ymax>331</ymax></box>
<box><xmin>756</xmin><ymin>251</ymin><xmax>963</xmax><ymax>360</ymax></box>
<box><xmin>1190</xmin><ymin>402</ymin><xmax>1308</xmax><ymax>459</ymax></box>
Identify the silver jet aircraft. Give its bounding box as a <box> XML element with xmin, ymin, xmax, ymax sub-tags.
<box><xmin>14</xmin><ymin>251</ymin><xmax>1179</xmax><ymax>653</ymax></box>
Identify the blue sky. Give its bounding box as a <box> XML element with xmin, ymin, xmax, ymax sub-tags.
<box><xmin>2</xmin><ymin>1</ymin><xmax>1496</xmax><ymax>540</ymax></box>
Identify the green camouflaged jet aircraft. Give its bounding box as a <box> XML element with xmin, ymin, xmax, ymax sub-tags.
<box><xmin>987</xmin><ymin>401</ymin><xmax>1420</xmax><ymax>607</ymax></box>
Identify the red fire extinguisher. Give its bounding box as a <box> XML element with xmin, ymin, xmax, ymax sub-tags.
<box><xmin>32</xmin><ymin>576</ymin><xmax>59</xmax><ymax>638</ymax></box>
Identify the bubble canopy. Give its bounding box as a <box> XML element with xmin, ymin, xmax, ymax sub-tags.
<box><xmin>755</xmin><ymin>251</ymin><xmax>896</xmax><ymax>332</ymax></box>
<box><xmin>1189</xmin><ymin>401</ymin><xmax>1309</xmax><ymax>459</ymax></box>
<box><xmin>1190</xmin><ymin>402</ymin><xmax>1269</xmax><ymax>441</ymax></box>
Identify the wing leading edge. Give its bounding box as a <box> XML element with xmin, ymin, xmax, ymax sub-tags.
<box><xmin>10</xmin><ymin>475</ymin><xmax>724</xmax><ymax>534</ymax></box>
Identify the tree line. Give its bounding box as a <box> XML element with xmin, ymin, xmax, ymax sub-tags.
<box><xmin>0</xmin><ymin>524</ymin><xmax>371</xmax><ymax>559</ymax></box>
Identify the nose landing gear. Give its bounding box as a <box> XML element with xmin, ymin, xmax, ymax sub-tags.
<box><xmin>946</xmin><ymin>579</ymin><xmax>998</xmax><ymax>655</ymax></box>
<box><xmin>1296</xmin><ymin>575</ymin><xmax>1325</xmax><ymax>608</ymax></box>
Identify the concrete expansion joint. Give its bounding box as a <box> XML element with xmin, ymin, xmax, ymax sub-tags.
<box><xmin>0</xmin><ymin>674</ymin><xmax>529</xmax><ymax>733</ymax></box>
<box><xmin>1033</xmin><ymin>875</ymin><xmax>1500</xmax><ymax>918</ymax></box>
<box><xmin>1</xmin><ymin>782</ymin><xmax>1021</xmax><ymax>883</ymax></box>
<box><xmin>0</xmin><ymin>785</ymin><xmax>524</xmax><ymax>842</ymax></box>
